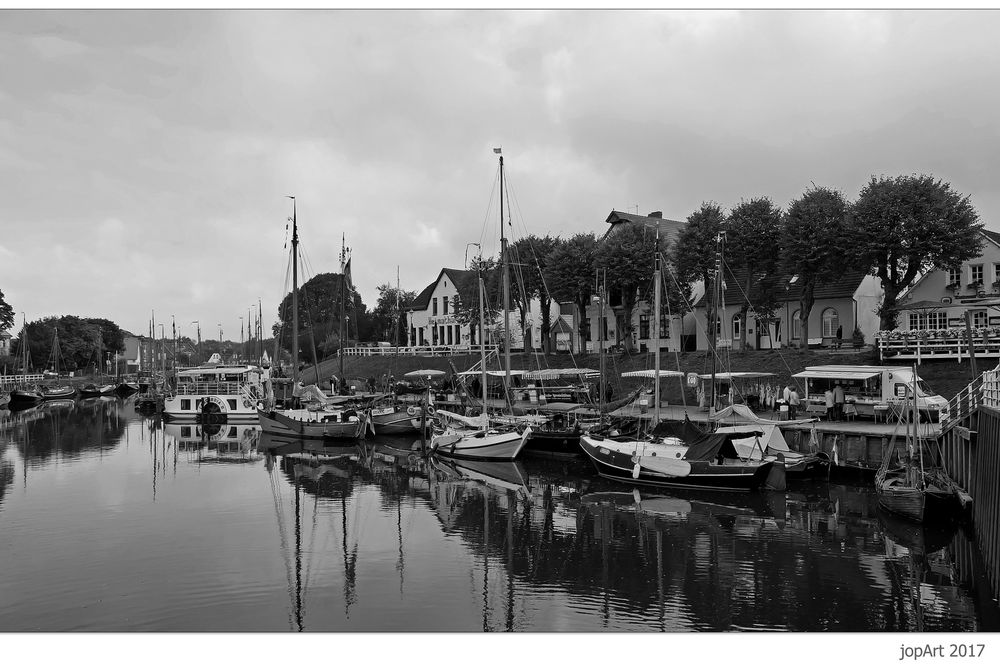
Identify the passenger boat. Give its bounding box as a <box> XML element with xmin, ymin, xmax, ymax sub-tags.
<box><xmin>39</xmin><ymin>385</ymin><xmax>76</xmax><ymax>400</ymax></box>
<box><xmin>257</xmin><ymin>198</ymin><xmax>370</xmax><ymax>440</ymax></box>
<box><xmin>163</xmin><ymin>363</ymin><xmax>265</xmax><ymax>422</ymax></box>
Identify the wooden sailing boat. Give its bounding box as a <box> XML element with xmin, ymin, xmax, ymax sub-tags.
<box><xmin>258</xmin><ymin>197</ymin><xmax>370</xmax><ymax>440</ymax></box>
<box><xmin>39</xmin><ymin>328</ymin><xmax>75</xmax><ymax>400</ymax></box>
<box><xmin>578</xmin><ymin>234</ymin><xmax>776</xmax><ymax>491</ymax></box>
<box><xmin>429</xmin><ymin>150</ymin><xmax>529</xmax><ymax>461</ymax></box>
<box><xmin>8</xmin><ymin>316</ymin><xmax>42</xmax><ymax>408</ymax></box>
<box><xmin>875</xmin><ymin>364</ymin><xmax>966</xmax><ymax>523</ymax></box>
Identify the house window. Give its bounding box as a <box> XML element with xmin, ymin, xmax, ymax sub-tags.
<box><xmin>432</xmin><ymin>327</ymin><xmax>438</xmax><ymax>345</ymax></box>
<box><xmin>994</xmin><ymin>263</ymin><xmax>1000</xmax><ymax>285</ymax></box>
<box><xmin>948</xmin><ymin>267</ymin><xmax>961</xmax><ymax>286</ymax></box>
<box><xmin>659</xmin><ymin>314</ymin><xmax>670</xmax><ymax>338</ymax></box>
<box><xmin>443</xmin><ymin>296</ymin><xmax>449</xmax><ymax>315</ymax></box>
<box><xmin>974</xmin><ymin>310</ymin><xmax>988</xmax><ymax>328</ymax></box>
<box><xmin>447</xmin><ymin>326</ymin><xmax>453</xmax><ymax>345</ymax></box>
<box><xmin>791</xmin><ymin>310</ymin><xmax>801</xmax><ymax>340</ymax></box>
<box><xmin>908</xmin><ymin>312</ymin><xmax>919</xmax><ymax>330</ymax></box>
<box><xmin>971</xmin><ymin>264</ymin><xmax>984</xmax><ymax>285</ymax></box>
<box><xmin>639</xmin><ymin>314</ymin><xmax>650</xmax><ymax>339</ymax></box>
<box><xmin>822</xmin><ymin>308</ymin><xmax>839</xmax><ymax>338</ymax></box>
<box><xmin>928</xmin><ymin>312</ymin><xmax>947</xmax><ymax>329</ymax></box>
<box><xmin>733</xmin><ymin>313</ymin><xmax>742</xmax><ymax>339</ymax></box>
<box><xmin>432</xmin><ymin>298</ymin><xmax>438</xmax><ymax>316</ymax></box>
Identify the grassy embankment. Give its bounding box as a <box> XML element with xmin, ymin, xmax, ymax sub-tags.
<box><xmin>298</xmin><ymin>346</ymin><xmax>983</xmax><ymax>402</ymax></box>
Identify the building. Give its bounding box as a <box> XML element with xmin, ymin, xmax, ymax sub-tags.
<box><xmin>691</xmin><ymin>267</ymin><xmax>883</xmax><ymax>350</ymax></box>
<box><xmin>405</xmin><ymin>267</ymin><xmax>561</xmax><ymax>351</ymax></box>
<box><xmin>892</xmin><ymin>229</ymin><xmax>1000</xmax><ymax>332</ymax></box>
<box><xmin>0</xmin><ymin>330</ymin><xmax>10</xmax><ymax>357</ymax></box>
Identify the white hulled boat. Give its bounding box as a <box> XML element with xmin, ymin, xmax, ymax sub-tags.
<box><xmin>163</xmin><ymin>362</ymin><xmax>265</xmax><ymax>422</ymax></box>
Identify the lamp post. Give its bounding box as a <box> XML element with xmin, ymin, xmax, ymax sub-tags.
<box><xmin>191</xmin><ymin>321</ymin><xmax>201</xmax><ymax>365</ymax></box>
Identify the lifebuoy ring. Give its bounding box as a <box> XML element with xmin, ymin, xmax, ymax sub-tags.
<box><xmin>407</xmin><ymin>406</ymin><xmax>417</xmax><ymax>416</ymax></box>
<box><xmin>256</xmin><ymin>401</ymin><xmax>265</xmax><ymax>410</ymax></box>
<box><xmin>427</xmin><ymin>406</ymin><xmax>436</xmax><ymax>416</ymax></box>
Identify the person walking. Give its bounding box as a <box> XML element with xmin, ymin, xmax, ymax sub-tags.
<box><xmin>833</xmin><ymin>383</ymin><xmax>846</xmax><ymax>420</ymax></box>
<box><xmin>824</xmin><ymin>387</ymin><xmax>835</xmax><ymax>420</ymax></box>
<box><xmin>836</xmin><ymin>325</ymin><xmax>843</xmax><ymax>349</ymax></box>
<box><xmin>789</xmin><ymin>386</ymin><xmax>801</xmax><ymax>420</ymax></box>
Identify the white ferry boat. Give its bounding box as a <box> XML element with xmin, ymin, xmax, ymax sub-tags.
<box><xmin>162</xmin><ymin>363</ymin><xmax>266</xmax><ymax>422</ymax></box>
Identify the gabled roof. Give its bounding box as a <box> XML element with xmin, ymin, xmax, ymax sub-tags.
<box><xmin>693</xmin><ymin>266</ymin><xmax>871</xmax><ymax>309</ymax></box>
<box><xmin>603</xmin><ymin>210</ymin><xmax>686</xmax><ymax>246</ymax></box>
<box><xmin>983</xmin><ymin>229</ymin><xmax>1000</xmax><ymax>248</ymax></box>
<box><xmin>0</xmin><ymin>330</ymin><xmax>11</xmax><ymax>339</ymax></box>
<box><xmin>406</xmin><ymin>267</ymin><xmax>478</xmax><ymax>312</ymax></box>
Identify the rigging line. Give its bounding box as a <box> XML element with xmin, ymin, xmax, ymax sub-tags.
<box><xmin>657</xmin><ymin>262</ymin><xmax>688</xmax><ymax>410</ymax></box>
<box><xmin>479</xmin><ymin>163</ymin><xmax>502</xmax><ymax>258</ymax></box>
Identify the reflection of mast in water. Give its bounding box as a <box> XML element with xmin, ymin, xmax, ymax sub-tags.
<box><xmin>482</xmin><ymin>490</ymin><xmax>490</xmax><ymax>632</ymax></box>
<box><xmin>506</xmin><ymin>488</ymin><xmax>515</xmax><ymax>632</ymax></box>
<box><xmin>266</xmin><ymin>451</ymin><xmax>299</xmax><ymax>631</ymax></box>
<box><xmin>396</xmin><ymin>494</ymin><xmax>404</xmax><ymax>597</ymax></box>
<box><xmin>656</xmin><ymin>528</ymin><xmax>665</xmax><ymax>631</ymax></box>
<box><xmin>294</xmin><ymin>473</ymin><xmax>303</xmax><ymax>631</ymax></box>
<box><xmin>342</xmin><ymin>492</ymin><xmax>358</xmax><ymax>618</ymax></box>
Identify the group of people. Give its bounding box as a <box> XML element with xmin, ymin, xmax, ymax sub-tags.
<box><xmin>778</xmin><ymin>382</ymin><xmax>845</xmax><ymax>420</ymax></box>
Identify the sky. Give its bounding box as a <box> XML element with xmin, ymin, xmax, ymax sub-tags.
<box><xmin>3</xmin><ymin>7</ymin><xmax>1000</xmax><ymax>343</ymax></box>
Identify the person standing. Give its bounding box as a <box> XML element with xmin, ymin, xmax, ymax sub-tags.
<box><xmin>833</xmin><ymin>383</ymin><xmax>845</xmax><ymax>419</ymax></box>
<box><xmin>836</xmin><ymin>324</ymin><xmax>843</xmax><ymax>349</ymax></box>
<box><xmin>789</xmin><ymin>386</ymin><xmax>800</xmax><ymax>420</ymax></box>
<box><xmin>824</xmin><ymin>387</ymin><xmax>835</xmax><ymax>420</ymax></box>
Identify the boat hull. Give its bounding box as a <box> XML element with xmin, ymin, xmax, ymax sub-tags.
<box><xmin>40</xmin><ymin>386</ymin><xmax>76</xmax><ymax>401</ymax></box>
<box><xmin>258</xmin><ymin>408</ymin><xmax>368</xmax><ymax>440</ymax></box>
<box><xmin>579</xmin><ymin>436</ymin><xmax>774</xmax><ymax>492</ymax></box>
<box><xmin>431</xmin><ymin>427</ymin><xmax>527</xmax><ymax>461</ymax></box>
<box><xmin>78</xmin><ymin>384</ymin><xmax>116</xmax><ymax>398</ymax></box>
<box><xmin>521</xmin><ymin>428</ymin><xmax>582</xmax><ymax>459</ymax></box>
<box><xmin>163</xmin><ymin>393</ymin><xmax>260</xmax><ymax>422</ymax></box>
<box><xmin>8</xmin><ymin>390</ymin><xmax>43</xmax><ymax>406</ymax></box>
<box><xmin>370</xmin><ymin>406</ymin><xmax>431</xmax><ymax>435</ymax></box>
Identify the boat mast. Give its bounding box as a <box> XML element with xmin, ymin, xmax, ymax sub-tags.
<box><xmin>598</xmin><ymin>269</ymin><xmax>605</xmax><ymax>419</ymax></box>
<box><xmin>290</xmin><ymin>196</ymin><xmax>299</xmax><ymax>388</ymax></box>
<box><xmin>395</xmin><ymin>266</ymin><xmax>401</xmax><ymax>348</ymax></box>
<box><xmin>53</xmin><ymin>328</ymin><xmax>59</xmax><ymax>376</ymax></box>
<box><xmin>479</xmin><ymin>273</ymin><xmax>488</xmax><ymax>424</ymax></box>
<box><xmin>339</xmin><ymin>233</ymin><xmax>347</xmax><ymax>383</ymax></box>
<box><xmin>709</xmin><ymin>232</ymin><xmax>725</xmax><ymax>413</ymax></box>
<box><xmin>498</xmin><ymin>150</ymin><xmax>511</xmax><ymax>396</ymax></box>
<box><xmin>653</xmin><ymin>228</ymin><xmax>661</xmax><ymax>426</ymax></box>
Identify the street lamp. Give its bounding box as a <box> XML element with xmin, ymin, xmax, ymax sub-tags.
<box><xmin>191</xmin><ymin>321</ymin><xmax>201</xmax><ymax>365</ymax></box>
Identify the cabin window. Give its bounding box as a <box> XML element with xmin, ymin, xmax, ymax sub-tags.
<box><xmin>971</xmin><ymin>264</ymin><xmax>984</xmax><ymax>285</ymax></box>
<box><xmin>432</xmin><ymin>298</ymin><xmax>438</xmax><ymax>316</ymax></box>
<box><xmin>227</xmin><ymin>399</ymin><xmax>237</xmax><ymax>410</ymax></box>
<box><xmin>821</xmin><ymin>308</ymin><xmax>839</xmax><ymax>338</ymax></box>
<box><xmin>443</xmin><ymin>296</ymin><xmax>449</xmax><ymax>314</ymax></box>
<box><xmin>732</xmin><ymin>313</ymin><xmax>742</xmax><ymax>339</ymax></box>
<box><xmin>181</xmin><ymin>399</ymin><xmax>191</xmax><ymax>410</ymax></box>
<box><xmin>791</xmin><ymin>310</ymin><xmax>801</xmax><ymax>340</ymax></box>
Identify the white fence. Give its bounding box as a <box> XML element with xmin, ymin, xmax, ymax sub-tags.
<box><xmin>0</xmin><ymin>374</ymin><xmax>45</xmax><ymax>388</ymax></box>
<box><xmin>878</xmin><ymin>336</ymin><xmax>1000</xmax><ymax>363</ymax></box>
<box><xmin>341</xmin><ymin>345</ymin><xmax>491</xmax><ymax>357</ymax></box>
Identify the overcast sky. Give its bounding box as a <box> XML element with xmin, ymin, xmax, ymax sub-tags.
<box><xmin>2</xmin><ymin>8</ymin><xmax>999</xmax><ymax>342</ymax></box>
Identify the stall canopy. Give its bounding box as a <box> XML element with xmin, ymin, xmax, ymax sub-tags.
<box><xmin>523</xmin><ymin>368</ymin><xmax>600</xmax><ymax>380</ymax></box>
<box><xmin>621</xmin><ymin>370</ymin><xmax>686</xmax><ymax>378</ymax></box>
<box><xmin>792</xmin><ymin>369</ymin><xmax>880</xmax><ymax>381</ymax></box>
<box><xmin>696</xmin><ymin>372</ymin><xmax>776</xmax><ymax>380</ymax></box>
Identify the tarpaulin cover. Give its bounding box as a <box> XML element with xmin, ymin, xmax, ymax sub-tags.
<box><xmin>683</xmin><ymin>430</ymin><xmax>764</xmax><ymax>462</ymax></box>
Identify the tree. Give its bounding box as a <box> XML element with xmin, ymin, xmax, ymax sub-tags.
<box><xmin>371</xmin><ymin>283</ymin><xmax>418</xmax><ymax>345</ymax></box>
<box><xmin>851</xmin><ymin>174</ymin><xmax>983</xmax><ymax>330</ymax></box>
<box><xmin>545</xmin><ymin>233</ymin><xmax>598</xmax><ymax>353</ymax></box>
<box><xmin>725</xmin><ymin>197</ymin><xmax>783</xmax><ymax>349</ymax></box>
<box><xmin>0</xmin><ymin>288</ymin><xmax>13</xmax><ymax>333</ymax></box>
<box><xmin>451</xmin><ymin>257</ymin><xmax>500</xmax><ymax>347</ymax></box>
<box><xmin>672</xmin><ymin>203</ymin><xmax>726</xmax><ymax>341</ymax></box>
<box><xmin>509</xmin><ymin>234</ymin><xmax>559</xmax><ymax>353</ymax></box>
<box><xmin>597</xmin><ymin>223</ymin><xmax>669</xmax><ymax>353</ymax></box>
<box><xmin>21</xmin><ymin>315</ymin><xmax>124</xmax><ymax>373</ymax></box>
<box><xmin>273</xmin><ymin>272</ymin><xmax>364</xmax><ymax>361</ymax></box>
<box><xmin>782</xmin><ymin>186</ymin><xmax>853</xmax><ymax>349</ymax></box>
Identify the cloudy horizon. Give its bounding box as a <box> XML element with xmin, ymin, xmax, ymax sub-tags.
<box><xmin>3</xmin><ymin>8</ymin><xmax>999</xmax><ymax>341</ymax></box>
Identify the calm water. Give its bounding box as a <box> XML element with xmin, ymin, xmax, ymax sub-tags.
<box><xmin>1</xmin><ymin>397</ymin><xmax>998</xmax><ymax>632</ymax></box>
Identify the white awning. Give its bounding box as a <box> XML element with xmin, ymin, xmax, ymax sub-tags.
<box><xmin>523</xmin><ymin>368</ymin><xmax>600</xmax><ymax>380</ymax></box>
<box><xmin>792</xmin><ymin>369</ymin><xmax>881</xmax><ymax>381</ymax></box>
<box><xmin>456</xmin><ymin>370</ymin><xmax>526</xmax><ymax>377</ymax></box>
<box><xmin>620</xmin><ymin>370</ymin><xmax>686</xmax><ymax>378</ymax></box>
<box><xmin>696</xmin><ymin>372</ymin><xmax>776</xmax><ymax>380</ymax></box>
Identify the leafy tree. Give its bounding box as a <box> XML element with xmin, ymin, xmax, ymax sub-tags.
<box><xmin>21</xmin><ymin>316</ymin><xmax>123</xmax><ymax>373</ymax></box>
<box><xmin>452</xmin><ymin>257</ymin><xmax>500</xmax><ymax>347</ymax></box>
<box><xmin>850</xmin><ymin>174</ymin><xmax>983</xmax><ymax>330</ymax></box>
<box><xmin>725</xmin><ymin>197</ymin><xmax>784</xmax><ymax>349</ymax></box>
<box><xmin>0</xmin><ymin>288</ymin><xmax>13</xmax><ymax>333</ymax></box>
<box><xmin>597</xmin><ymin>223</ymin><xmax>669</xmax><ymax>353</ymax></box>
<box><xmin>509</xmin><ymin>234</ymin><xmax>559</xmax><ymax>352</ymax></box>
<box><xmin>370</xmin><ymin>283</ymin><xmax>417</xmax><ymax>345</ymax></box>
<box><xmin>273</xmin><ymin>272</ymin><xmax>364</xmax><ymax>361</ymax></box>
<box><xmin>782</xmin><ymin>186</ymin><xmax>853</xmax><ymax>349</ymax></box>
<box><xmin>672</xmin><ymin>203</ymin><xmax>726</xmax><ymax>340</ymax></box>
<box><xmin>545</xmin><ymin>233</ymin><xmax>598</xmax><ymax>353</ymax></box>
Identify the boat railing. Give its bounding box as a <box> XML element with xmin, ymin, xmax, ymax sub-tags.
<box><xmin>175</xmin><ymin>381</ymin><xmax>262</xmax><ymax>396</ymax></box>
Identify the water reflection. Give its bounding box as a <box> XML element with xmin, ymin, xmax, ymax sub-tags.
<box><xmin>0</xmin><ymin>401</ymin><xmax>996</xmax><ymax>632</ymax></box>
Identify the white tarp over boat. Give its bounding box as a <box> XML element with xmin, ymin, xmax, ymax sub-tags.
<box><xmin>711</xmin><ymin>403</ymin><xmax>817</xmax><ymax>426</ymax></box>
<box><xmin>715</xmin><ymin>423</ymin><xmax>790</xmax><ymax>459</ymax></box>
<box><xmin>434</xmin><ymin>409</ymin><xmax>487</xmax><ymax>429</ymax></box>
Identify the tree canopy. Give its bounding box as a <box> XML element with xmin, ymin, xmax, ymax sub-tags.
<box><xmin>850</xmin><ymin>174</ymin><xmax>983</xmax><ymax>330</ymax></box>
<box><xmin>545</xmin><ymin>233</ymin><xmax>598</xmax><ymax>352</ymax></box>
<box><xmin>18</xmin><ymin>315</ymin><xmax>124</xmax><ymax>373</ymax></box>
<box><xmin>0</xmin><ymin>288</ymin><xmax>13</xmax><ymax>333</ymax></box>
<box><xmin>725</xmin><ymin>197</ymin><xmax>784</xmax><ymax>349</ymax></box>
<box><xmin>273</xmin><ymin>272</ymin><xmax>365</xmax><ymax>361</ymax></box>
<box><xmin>370</xmin><ymin>283</ymin><xmax>417</xmax><ymax>345</ymax></box>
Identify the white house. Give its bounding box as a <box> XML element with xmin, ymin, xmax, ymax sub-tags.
<box><xmin>0</xmin><ymin>330</ymin><xmax>10</xmax><ymax>357</ymax></box>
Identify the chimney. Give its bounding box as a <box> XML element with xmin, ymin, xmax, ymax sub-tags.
<box><xmin>647</xmin><ymin>211</ymin><xmax>662</xmax><ymax>218</ymax></box>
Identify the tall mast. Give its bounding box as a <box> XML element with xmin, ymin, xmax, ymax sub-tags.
<box><xmin>498</xmin><ymin>150</ymin><xmax>511</xmax><ymax>395</ymax></box>
<box><xmin>53</xmin><ymin>328</ymin><xmax>59</xmax><ymax>376</ymax></box>
<box><xmin>339</xmin><ymin>233</ymin><xmax>347</xmax><ymax>381</ymax></box>
<box><xmin>289</xmin><ymin>196</ymin><xmax>299</xmax><ymax>387</ymax></box>
<box><xmin>395</xmin><ymin>266</ymin><xmax>401</xmax><ymax>348</ymax></box>
<box><xmin>709</xmin><ymin>232</ymin><xmax>724</xmax><ymax>413</ymax></box>
<box><xmin>598</xmin><ymin>269</ymin><xmax>605</xmax><ymax>418</ymax></box>
<box><xmin>479</xmin><ymin>273</ymin><xmax>488</xmax><ymax>423</ymax></box>
<box><xmin>653</xmin><ymin>229</ymin><xmax>661</xmax><ymax>426</ymax></box>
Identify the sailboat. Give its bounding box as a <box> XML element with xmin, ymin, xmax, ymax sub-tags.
<box><xmin>875</xmin><ymin>364</ymin><xmax>966</xmax><ymax>523</ymax></box>
<box><xmin>429</xmin><ymin>151</ymin><xmax>529</xmax><ymax>461</ymax></box>
<box><xmin>39</xmin><ymin>328</ymin><xmax>75</xmax><ymax>400</ymax></box>
<box><xmin>578</xmin><ymin>235</ymin><xmax>777</xmax><ymax>491</ymax></box>
<box><xmin>78</xmin><ymin>333</ymin><xmax>115</xmax><ymax>397</ymax></box>
<box><xmin>8</xmin><ymin>317</ymin><xmax>42</xmax><ymax>408</ymax></box>
<box><xmin>257</xmin><ymin>197</ymin><xmax>370</xmax><ymax>441</ymax></box>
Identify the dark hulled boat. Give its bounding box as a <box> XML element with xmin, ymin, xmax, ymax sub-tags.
<box><xmin>7</xmin><ymin>388</ymin><xmax>43</xmax><ymax>408</ymax></box>
<box><xmin>78</xmin><ymin>383</ymin><xmax>116</xmax><ymax>398</ymax></box>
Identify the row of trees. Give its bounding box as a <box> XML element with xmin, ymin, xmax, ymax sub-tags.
<box><xmin>1</xmin><ymin>315</ymin><xmax>125</xmax><ymax>374</ymax></box>
<box><xmin>262</xmin><ymin>173</ymin><xmax>987</xmax><ymax>360</ymax></box>
<box><xmin>412</xmin><ymin>173</ymin><xmax>983</xmax><ymax>354</ymax></box>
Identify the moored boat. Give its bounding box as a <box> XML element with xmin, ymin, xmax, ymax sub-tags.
<box><xmin>163</xmin><ymin>364</ymin><xmax>265</xmax><ymax>422</ymax></box>
<box><xmin>7</xmin><ymin>388</ymin><xmax>43</xmax><ymax>407</ymax></box>
<box><xmin>78</xmin><ymin>383</ymin><xmax>116</xmax><ymax>398</ymax></box>
<box><xmin>39</xmin><ymin>385</ymin><xmax>76</xmax><ymax>401</ymax></box>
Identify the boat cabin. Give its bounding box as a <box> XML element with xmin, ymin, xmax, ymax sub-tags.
<box><xmin>175</xmin><ymin>365</ymin><xmax>263</xmax><ymax>395</ymax></box>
